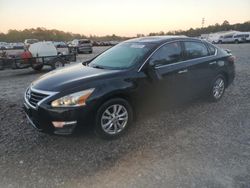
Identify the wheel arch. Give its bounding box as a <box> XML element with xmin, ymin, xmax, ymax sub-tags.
<box><xmin>218</xmin><ymin>71</ymin><xmax>229</xmax><ymax>87</ymax></box>
<box><xmin>93</xmin><ymin>92</ymin><xmax>137</xmax><ymax>121</ymax></box>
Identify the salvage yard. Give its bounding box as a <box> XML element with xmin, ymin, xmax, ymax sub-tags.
<box><xmin>0</xmin><ymin>44</ymin><xmax>250</xmax><ymax>187</ymax></box>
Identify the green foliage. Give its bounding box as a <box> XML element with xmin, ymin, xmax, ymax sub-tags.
<box><xmin>147</xmin><ymin>20</ymin><xmax>250</xmax><ymax>37</ymax></box>
<box><xmin>0</xmin><ymin>27</ymin><xmax>87</xmax><ymax>42</ymax></box>
<box><xmin>0</xmin><ymin>21</ymin><xmax>250</xmax><ymax>42</ymax></box>
<box><xmin>0</xmin><ymin>28</ymin><xmax>129</xmax><ymax>42</ymax></box>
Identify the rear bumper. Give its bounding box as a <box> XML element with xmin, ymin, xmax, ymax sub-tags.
<box><xmin>78</xmin><ymin>46</ymin><xmax>92</xmax><ymax>52</ymax></box>
<box><xmin>227</xmin><ymin>65</ymin><xmax>235</xmax><ymax>87</ymax></box>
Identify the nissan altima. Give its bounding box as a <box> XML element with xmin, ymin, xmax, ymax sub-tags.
<box><xmin>23</xmin><ymin>36</ymin><xmax>235</xmax><ymax>139</ymax></box>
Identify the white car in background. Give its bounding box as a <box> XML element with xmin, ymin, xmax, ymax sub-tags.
<box><xmin>239</xmin><ymin>32</ymin><xmax>250</xmax><ymax>42</ymax></box>
<box><xmin>218</xmin><ymin>32</ymin><xmax>246</xmax><ymax>44</ymax></box>
<box><xmin>24</xmin><ymin>39</ymin><xmax>39</xmax><ymax>50</ymax></box>
<box><xmin>0</xmin><ymin>42</ymin><xmax>8</xmax><ymax>49</ymax></box>
<box><xmin>70</xmin><ymin>39</ymin><xmax>93</xmax><ymax>53</ymax></box>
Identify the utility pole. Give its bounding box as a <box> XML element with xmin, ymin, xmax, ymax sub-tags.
<box><xmin>202</xmin><ymin>18</ymin><xmax>205</xmax><ymax>28</ymax></box>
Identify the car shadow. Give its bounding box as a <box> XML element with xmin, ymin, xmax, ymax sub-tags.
<box><xmin>2</xmin><ymin>96</ymin><xmax>210</xmax><ymax>186</ymax></box>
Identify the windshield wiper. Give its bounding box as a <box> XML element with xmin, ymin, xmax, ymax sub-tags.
<box><xmin>92</xmin><ymin>65</ymin><xmax>105</xmax><ymax>69</ymax></box>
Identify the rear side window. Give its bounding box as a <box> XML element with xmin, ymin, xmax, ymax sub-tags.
<box><xmin>207</xmin><ymin>43</ymin><xmax>216</xmax><ymax>55</ymax></box>
<box><xmin>150</xmin><ymin>42</ymin><xmax>182</xmax><ymax>66</ymax></box>
<box><xmin>224</xmin><ymin>35</ymin><xmax>233</xmax><ymax>39</ymax></box>
<box><xmin>183</xmin><ymin>41</ymin><xmax>209</xmax><ymax>60</ymax></box>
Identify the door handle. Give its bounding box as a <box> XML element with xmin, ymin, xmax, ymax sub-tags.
<box><xmin>178</xmin><ymin>69</ymin><xmax>188</xmax><ymax>74</ymax></box>
<box><xmin>209</xmin><ymin>62</ymin><xmax>217</xmax><ymax>65</ymax></box>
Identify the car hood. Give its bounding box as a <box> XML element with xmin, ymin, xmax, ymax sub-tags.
<box><xmin>31</xmin><ymin>63</ymin><xmax>121</xmax><ymax>91</ymax></box>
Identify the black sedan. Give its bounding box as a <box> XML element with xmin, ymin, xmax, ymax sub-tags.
<box><xmin>23</xmin><ymin>36</ymin><xmax>235</xmax><ymax>139</ymax></box>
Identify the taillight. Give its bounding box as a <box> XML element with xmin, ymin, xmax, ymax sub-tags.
<box><xmin>228</xmin><ymin>56</ymin><xmax>236</xmax><ymax>64</ymax></box>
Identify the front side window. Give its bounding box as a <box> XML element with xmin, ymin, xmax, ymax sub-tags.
<box><xmin>184</xmin><ymin>41</ymin><xmax>209</xmax><ymax>60</ymax></box>
<box><xmin>149</xmin><ymin>42</ymin><xmax>182</xmax><ymax>66</ymax></box>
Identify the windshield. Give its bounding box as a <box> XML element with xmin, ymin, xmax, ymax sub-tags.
<box><xmin>89</xmin><ymin>42</ymin><xmax>151</xmax><ymax>69</ymax></box>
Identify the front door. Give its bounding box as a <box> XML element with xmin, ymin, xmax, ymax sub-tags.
<box><xmin>147</xmin><ymin>41</ymin><xmax>191</xmax><ymax>106</ymax></box>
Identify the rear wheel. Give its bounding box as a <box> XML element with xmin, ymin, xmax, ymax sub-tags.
<box><xmin>235</xmin><ymin>40</ymin><xmax>239</xmax><ymax>44</ymax></box>
<box><xmin>32</xmin><ymin>64</ymin><xmax>43</xmax><ymax>71</ymax></box>
<box><xmin>95</xmin><ymin>98</ymin><xmax>133</xmax><ymax>139</ymax></box>
<box><xmin>209</xmin><ymin>75</ymin><xmax>226</xmax><ymax>102</ymax></box>
<box><xmin>51</xmin><ymin>60</ymin><xmax>64</xmax><ymax>70</ymax></box>
<box><xmin>77</xmin><ymin>47</ymin><xmax>81</xmax><ymax>54</ymax></box>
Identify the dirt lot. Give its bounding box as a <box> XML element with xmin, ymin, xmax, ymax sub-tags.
<box><xmin>0</xmin><ymin>44</ymin><xmax>250</xmax><ymax>188</ymax></box>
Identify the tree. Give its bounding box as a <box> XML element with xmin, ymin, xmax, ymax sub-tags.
<box><xmin>222</xmin><ymin>20</ymin><xmax>230</xmax><ymax>25</ymax></box>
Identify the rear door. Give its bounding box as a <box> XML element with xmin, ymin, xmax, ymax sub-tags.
<box><xmin>148</xmin><ymin>41</ymin><xmax>191</xmax><ymax>104</ymax></box>
<box><xmin>182</xmin><ymin>40</ymin><xmax>216</xmax><ymax>97</ymax></box>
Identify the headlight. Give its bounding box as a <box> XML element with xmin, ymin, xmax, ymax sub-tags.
<box><xmin>51</xmin><ymin>88</ymin><xmax>95</xmax><ymax>107</ymax></box>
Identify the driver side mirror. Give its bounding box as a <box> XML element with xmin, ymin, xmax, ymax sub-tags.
<box><xmin>146</xmin><ymin>60</ymin><xmax>162</xmax><ymax>81</ymax></box>
<box><xmin>82</xmin><ymin>60</ymin><xmax>91</xmax><ymax>66</ymax></box>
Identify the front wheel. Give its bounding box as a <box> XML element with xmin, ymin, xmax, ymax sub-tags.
<box><xmin>94</xmin><ymin>98</ymin><xmax>133</xmax><ymax>139</ymax></box>
<box><xmin>209</xmin><ymin>75</ymin><xmax>226</xmax><ymax>102</ymax></box>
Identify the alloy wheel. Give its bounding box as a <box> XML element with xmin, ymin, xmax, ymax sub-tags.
<box><xmin>212</xmin><ymin>77</ymin><xmax>225</xmax><ymax>99</ymax></box>
<box><xmin>101</xmin><ymin>104</ymin><xmax>128</xmax><ymax>135</ymax></box>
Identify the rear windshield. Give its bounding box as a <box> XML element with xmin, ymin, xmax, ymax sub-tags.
<box><xmin>79</xmin><ymin>40</ymin><xmax>91</xmax><ymax>44</ymax></box>
<box><xmin>26</xmin><ymin>39</ymin><xmax>38</xmax><ymax>44</ymax></box>
<box><xmin>89</xmin><ymin>42</ymin><xmax>152</xmax><ymax>69</ymax></box>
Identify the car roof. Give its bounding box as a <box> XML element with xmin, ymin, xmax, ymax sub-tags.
<box><xmin>125</xmin><ymin>35</ymin><xmax>189</xmax><ymax>44</ymax></box>
<box><xmin>78</xmin><ymin>39</ymin><xmax>90</xmax><ymax>41</ymax></box>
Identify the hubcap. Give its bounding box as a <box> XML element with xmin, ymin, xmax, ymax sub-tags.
<box><xmin>101</xmin><ymin>104</ymin><xmax>128</xmax><ymax>135</ymax></box>
<box><xmin>213</xmin><ymin>77</ymin><xmax>225</xmax><ymax>99</ymax></box>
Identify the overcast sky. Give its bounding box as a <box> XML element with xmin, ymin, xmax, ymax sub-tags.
<box><xmin>0</xmin><ymin>0</ymin><xmax>249</xmax><ymax>36</ymax></box>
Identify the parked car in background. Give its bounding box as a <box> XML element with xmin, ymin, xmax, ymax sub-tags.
<box><xmin>24</xmin><ymin>36</ymin><xmax>235</xmax><ymax>139</ymax></box>
<box><xmin>240</xmin><ymin>32</ymin><xmax>250</xmax><ymax>42</ymax></box>
<box><xmin>110</xmin><ymin>41</ymin><xmax>120</xmax><ymax>46</ymax></box>
<box><xmin>24</xmin><ymin>39</ymin><xmax>39</xmax><ymax>50</ymax></box>
<box><xmin>218</xmin><ymin>34</ymin><xmax>234</xmax><ymax>43</ymax></box>
<box><xmin>231</xmin><ymin>33</ymin><xmax>248</xmax><ymax>43</ymax></box>
<box><xmin>53</xmin><ymin>41</ymin><xmax>67</xmax><ymax>48</ymax></box>
<box><xmin>0</xmin><ymin>42</ymin><xmax>8</xmax><ymax>49</ymax></box>
<box><xmin>13</xmin><ymin>42</ymin><xmax>25</xmax><ymax>49</ymax></box>
<box><xmin>70</xmin><ymin>39</ymin><xmax>93</xmax><ymax>53</ymax></box>
<box><xmin>218</xmin><ymin>32</ymin><xmax>246</xmax><ymax>44</ymax></box>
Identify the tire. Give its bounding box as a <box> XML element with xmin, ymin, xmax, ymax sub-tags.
<box><xmin>0</xmin><ymin>60</ymin><xmax>4</xmax><ymax>70</ymax></box>
<box><xmin>94</xmin><ymin>98</ymin><xmax>133</xmax><ymax>139</ymax></box>
<box><xmin>32</xmin><ymin>64</ymin><xmax>43</xmax><ymax>71</ymax></box>
<box><xmin>235</xmin><ymin>40</ymin><xmax>239</xmax><ymax>44</ymax></box>
<box><xmin>209</xmin><ymin>74</ymin><xmax>226</xmax><ymax>102</ymax></box>
<box><xmin>89</xmin><ymin>50</ymin><xmax>93</xmax><ymax>54</ymax></box>
<box><xmin>51</xmin><ymin>61</ymin><xmax>64</xmax><ymax>70</ymax></box>
<box><xmin>218</xmin><ymin>40</ymin><xmax>222</xmax><ymax>44</ymax></box>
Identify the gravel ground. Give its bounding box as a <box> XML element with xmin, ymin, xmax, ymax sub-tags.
<box><xmin>0</xmin><ymin>44</ymin><xmax>250</xmax><ymax>188</ymax></box>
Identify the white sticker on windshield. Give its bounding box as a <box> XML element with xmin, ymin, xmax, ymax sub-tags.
<box><xmin>131</xmin><ymin>44</ymin><xmax>145</xmax><ymax>48</ymax></box>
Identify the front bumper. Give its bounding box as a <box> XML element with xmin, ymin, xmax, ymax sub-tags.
<box><xmin>23</xmin><ymin>100</ymin><xmax>91</xmax><ymax>135</ymax></box>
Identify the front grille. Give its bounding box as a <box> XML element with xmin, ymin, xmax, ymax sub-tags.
<box><xmin>26</xmin><ymin>89</ymin><xmax>49</xmax><ymax>108</ymax></box>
